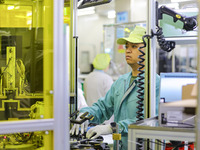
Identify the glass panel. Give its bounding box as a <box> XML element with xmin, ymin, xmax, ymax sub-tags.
<box><xmin>103</xmin><ymin>22</ymin><xmax>146</xmax><ymax>76</ymax></box>
<box><xmin>0</xmin><ymin>5</ymin><xmax>32</xmax><ymax>28</ymax></box>
<box><xmin>0</xmin><ymin>0</ymin><xmax>54</xmax><ymax>149</ymax></box>
<box><xmin>0</xmin><ymin>1</ymin><xmax>53</xmax><ymax>120</ymax></box>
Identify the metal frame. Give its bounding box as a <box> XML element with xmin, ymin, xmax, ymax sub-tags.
<box><xmin>196</xmin><ymin>0</ymin><xmax>200</xmax><ymax>149</ymax></box>
<box><xmin>147</xmin><ymin>0</ymin><xmax>200</xmax><ymax>149</ymax></box>
<box><xmin>53</xmin><ymin>0</ymin><xmax>69</xmax><ymax>149</ymax></box>
<box><xmin>0</xmin><ymin>119</ymin><xmax>54</xmax><ymax>134</ymax></box>
<box><xmin>128</xmin><ymin>127</ymin><xmax>195</xmax><ymax>150</ymax></box>
<box><xmin>147</xmin><ymin>0</ymin><xmax>157</xmax><ymax>117</ymax></box>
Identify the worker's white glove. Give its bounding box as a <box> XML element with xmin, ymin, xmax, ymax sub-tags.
<box><xmin>70</xmin><ymin>113</ymin><xmax>89</xmax><ymax>135</ymax></box>
<box><xmin>86</xmin><ymin>124</ymin><xmax>112</xmax><ymax>139</ymax></box>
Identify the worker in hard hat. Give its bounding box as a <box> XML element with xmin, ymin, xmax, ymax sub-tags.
<box><xmin>70</xmin><ymin>26</ymin><xmax>160</xmax><ymax>150</ymax></box>
<box><xmin>84</xmin><ymin>53</ymin><xmax>113</xmax><ymax>106</ymax></box>
<box><xmin>84</xmin><ymin>53</ymin><xmax>114</xmax><ymax>124</ymax></box>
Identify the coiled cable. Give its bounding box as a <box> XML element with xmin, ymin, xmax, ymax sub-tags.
<box><xmin>155</xmin><ymin>26</ymin><xmax>175</xmax><ymax>52</ymax></box>
<box><xmin>136</xmin><ymin>34</ymin><xmax>152</xmax><ymax>150</ymax></box>
<box><xmin>136</xmin><ymin>34</ymin><xmax>151</xmax><ymax>121</ymax></box>
<box><xmin>136</xmin><ymin>26</ymin><xmax>175</xmax><ymax>150</ymax></box>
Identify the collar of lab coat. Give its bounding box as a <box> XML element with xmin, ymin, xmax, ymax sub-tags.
<box><xmin>121</xmin><ymin>71</ymin><xmax>145</xmax><ymax>91</ymax></box>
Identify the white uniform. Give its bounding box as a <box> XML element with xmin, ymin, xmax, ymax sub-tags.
<box><xmin>84</xmin><ymin>70</ymin><xmax>113</xmax><ymax>106</ymax></box>
<box><xmin>84</xmin><ymin>70</ymin><xmax>114</xmax><ymax>124</ymax></box>
<box><xmin>78</xmin><ymin>88</ymin><xmax>88</xmax><ymax>110</ymax></box>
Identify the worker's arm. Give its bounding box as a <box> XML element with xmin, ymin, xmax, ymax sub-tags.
<box><xmin>80</xmin><ymin>81</ymin><xmax>116</xmax><ymax>124</ymax></box>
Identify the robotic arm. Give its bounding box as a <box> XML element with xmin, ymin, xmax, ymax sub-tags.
<box><xmin>155</xmin><ymin>2</ymin><xmax>198</xmax><ymax>52</ymax></box>
<box><xmin>158</xmin><ymin>5</ymin><xmax>197</xmax><ymax>31</ymax></box>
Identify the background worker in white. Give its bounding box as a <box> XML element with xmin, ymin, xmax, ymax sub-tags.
<box><xmin>78</xmin><ymin>88</ymin><xmax>88</xmax><ymax>110</ymax></box>
<box><xmin>84</xmin><ymin>53</ymin><xmax>113</xmax><ymax>106</ymax></box>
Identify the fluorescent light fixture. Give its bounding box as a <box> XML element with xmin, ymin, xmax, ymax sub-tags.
<box><xmin>107</xmin><ymin>10</ymin><xmax>116</xmax><ymax>19</ymax></box>
<box><xmin>171</xmin><ymin>0</ymin><xmax>195</xmax><ymax>2</ymax></box>
<box><xmin>105</xmin><ymin>48</ymin><xmax>111</xmax><ymax>53</ymax></box>
<box><xmin>78</xmin><ymin>7</ymin><xmax>95</xmax><ymax>16</ymax></box>
<box><xmin>7</xmin><ymin>5</ymin><xmax>14</xmax><ymax>10</ymax></box>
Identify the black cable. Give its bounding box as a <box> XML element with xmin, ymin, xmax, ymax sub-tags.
<box><xmin>155</xmin><ymin>26</ymin><xmax>175</xmax><ymax>52</ymax></box>
<box><xmin>156</xmin><ymin>139</ymin><xmax>166</xmax><ymax>145</ymax></box>
<box><xmin>136</xmin><ymin>34</ymin><xmax>152</xmax><ymax>150</ymax></box>
<box><xmin>136</xmin><ymin>35</ymin><xmax>151</xmax><ymax>121</ymax></box>
<box><xmin>144</xmin><ymin>139</ymin><xmax>165</xmax><ymax>146</ymax></box>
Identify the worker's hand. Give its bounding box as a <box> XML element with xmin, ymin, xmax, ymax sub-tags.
<box><xmin>70</xmin><ymin>113</ymin><xmax>89</xmax><ymax>135</ymax></box>
<box><xmin>86</xmin><ymin>124</ymin><xmax>112</xmax><ymax>139</ymax></box>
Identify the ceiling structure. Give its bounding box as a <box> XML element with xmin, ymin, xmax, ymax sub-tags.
<box><xmin>77</xmin><ymin>0</ymin><xmax>198</xmax><ymax>17</ymax></box>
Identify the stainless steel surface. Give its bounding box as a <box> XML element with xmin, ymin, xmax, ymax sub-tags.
<box><xmin>147</xmin><ymin>0</ymin><xmax>157</xmax><ymax>118</ymax></box>
<box><xmin>54</xmin><ymin>1</ymin><xmax>69</xmax><ymax>149</ymax></box>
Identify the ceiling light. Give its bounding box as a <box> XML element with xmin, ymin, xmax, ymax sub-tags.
<box><xmin>107</xmin><ymin>10</ymin><xmax>116</xmax><ymax>19</ymax></box>
<box><xmin>78</xmin><ymin>7</ymin><xmax>95</xmax><ymax>16</ymax></box>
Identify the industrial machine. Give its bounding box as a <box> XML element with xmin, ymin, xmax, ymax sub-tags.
<box><xmin>0</xmin><ymin>44</ymin><xmax>44</xmax><ymax>149</ymax></box>
<box><xmin>0</xmin><ymin>0</ymin><xmax>51</xmax><ymax>149</ymax></box>
<box><xmin>70</xmin><ymin>111</ymin><xmax>110</xmax><ymax>150</ymax></box>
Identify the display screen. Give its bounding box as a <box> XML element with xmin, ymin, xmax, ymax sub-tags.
<box><xmin>159</xmin><ymin>72</ymin><xmax>197</xmax><ymax>102</ymax></box>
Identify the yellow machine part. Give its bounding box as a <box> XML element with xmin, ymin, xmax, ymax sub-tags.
<box><xmin>112</xmin><ymin>133</ymin><xmax>121</xmax><ymax>141</ymax></box>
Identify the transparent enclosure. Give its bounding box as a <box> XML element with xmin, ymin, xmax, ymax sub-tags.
<box><xmin>103</xmin><ymin>22</ymin><xmax>146</xmax><ymax>76</ymax></box>
<box><xmin>0</xmin><ymin>0</ymin><xmax>55</xmax><ymax>149</ymax></box>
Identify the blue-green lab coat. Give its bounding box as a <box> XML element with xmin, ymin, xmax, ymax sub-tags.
<box><xmin>80</xmin><ymin>72</ymin><xmax>160</xmax><ymax>150</ymax></box>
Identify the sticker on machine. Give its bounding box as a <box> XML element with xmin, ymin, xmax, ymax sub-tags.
<box><xmin>167</xmin><ymin>111</ymin><xmax>182</xmax><ymax>121</ymax></box>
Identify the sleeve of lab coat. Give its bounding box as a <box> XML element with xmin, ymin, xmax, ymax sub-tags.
<box><xmin>80</xmin><ymin>81</ymin><xmax>115</xmax><ymax>124</ymax></box>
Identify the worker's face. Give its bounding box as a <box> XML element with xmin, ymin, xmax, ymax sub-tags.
<box><xmin>125</xmin><ymin>42</ymin><xmax>144</xmax><ymax>67</ymax></box>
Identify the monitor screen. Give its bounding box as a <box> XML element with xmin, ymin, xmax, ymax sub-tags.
<box><xmin>160</xmin><ymin>72</ymin><xmax>197</xmax><ymax>102</ymax></box>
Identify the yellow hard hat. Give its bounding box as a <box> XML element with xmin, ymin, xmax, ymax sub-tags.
<box><xmin>117</xmin><ymin>26</ymin><xmax>146</xmax><ymax>44</ymax></box>
<box><xmin>92</xmin><ymin>53</ymin><xmax>111</xmax><ymax>70</ymax></box>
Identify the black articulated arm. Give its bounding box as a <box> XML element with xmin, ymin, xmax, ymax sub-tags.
<box><xmin>78</xmin><ymin>0</ymin><xmax>112</xmax><ymax>9</ymax></box>
<box><xmin>154</xmin><ymin>1</ymin><xmax>198</xmax><ymax>52</ymax></box>
<box><xmin>158</xmin><ymin>5</ymin><xmax>197</xmax><ymax>31</ymax></box>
